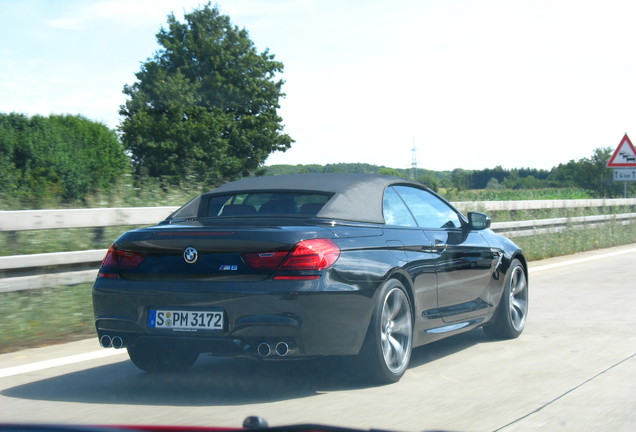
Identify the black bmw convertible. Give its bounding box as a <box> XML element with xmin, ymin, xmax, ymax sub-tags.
<box><xmin>93</xmin><ymin>173</ymin><xmax>528</xmax><ymax>384</ymax></box>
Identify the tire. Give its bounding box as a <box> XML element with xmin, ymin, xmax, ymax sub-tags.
<box><xmin>127</xmin><ymin>341</ymin><xmax>198</xmax><ymax>373</ymax></box>
<box><xmin>483</xmin><ymin>258</ymin><xmax>528</xmax><ymax>339</ymax></box>
<box><xmin>357</xmin><ymin>279</ymin><xmax>413</xmax><ymax>384</ymax></box>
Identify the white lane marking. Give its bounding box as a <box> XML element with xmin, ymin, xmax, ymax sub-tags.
<box><xmin>531</xmin><ymin>247</ymin><xmax>636</xmax><ymax>273</ymax></box>
<box><xmin>0</xmin><ymin>348</ymin><xmax>126</xmax><ymax>379</ymax></box>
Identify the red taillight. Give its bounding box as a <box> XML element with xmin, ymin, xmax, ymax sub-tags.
<box><xmin>242</xmin><ymin>239</ymin><xmax>340</xmax><ymax>278</ymax></box>
<box><xmin>242</xmin><ymin>251</ymin><xmax>289</xmax><ymax>269</ymax></box>
<box><xmin>280</xmin><ymin>239</ymin><xmax>340</xmax><ymax>270</ymax></box>
<box><xmin>98</xmin><ymin>245</ymin><xmax>145</xmax><ymax>278</ymax></box>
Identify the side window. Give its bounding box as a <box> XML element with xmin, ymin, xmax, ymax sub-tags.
<box><xmin>393</xmin><ymin>186</ymin><xmax>462</xmax><ymax>229</ymax></box>
<box><xmin>383</xmin><ymin>187</ymin><xmax>418</xmax><ymax>227</ymax></box>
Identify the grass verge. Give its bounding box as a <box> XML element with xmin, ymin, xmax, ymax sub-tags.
<box><xmin>0</xmin><ymin>283</ymin><xmax>94</xmax><ymax>354</ymax></box>
<box><xmin>514</xmin><ymin>221</ymin><xmax>636</xmax><ymax>260</ymax></box>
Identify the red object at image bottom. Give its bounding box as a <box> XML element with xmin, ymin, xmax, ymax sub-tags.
<box><xmin>0</xmin><ymin>418</ymin><xmax>398</xmax><ymax>432</ymax></box>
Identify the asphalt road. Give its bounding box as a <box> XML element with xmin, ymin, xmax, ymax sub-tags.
<box><xmin>1</xmin><ymin>244</ymin><xmax>635</xmax><ymax>432</ymax></box>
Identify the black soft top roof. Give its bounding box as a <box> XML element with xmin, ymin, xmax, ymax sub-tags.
<box><xmin>211</xmin><ymin>173</ymin><xmax>424</xmax><ymax>224</ymax></box>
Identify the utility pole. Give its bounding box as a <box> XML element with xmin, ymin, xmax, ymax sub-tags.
<box><xmin>411</xmin><ymin>137</ymin><xmax>417</xmax><ymax>181</ymax></box>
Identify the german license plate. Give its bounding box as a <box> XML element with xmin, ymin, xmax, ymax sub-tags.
<box><xmin>149</xmin><ymin>310</ymin><xmax>223</xmax><ymax>331</ymax></box>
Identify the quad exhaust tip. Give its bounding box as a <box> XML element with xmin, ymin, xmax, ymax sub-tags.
<box><xmin>111</xmin><ymin>336</ymin><xmax>124</xmax><ymax>349</ymax></box>
<box><xmin>100</xmin><ymin>335</ymin><xmax>112</xmax><ymax>348</ymax></box>
<box><xmin>257</xmin><ymin>342</ymin><xmax>271</xmax><ymax>357</ymax></box>
<box><xmin>275</xmin><ymin>342</ymin><xmax>290</xmax><ymax>356</ymax></box>
<box><xmin>99</xmin><ymin>334</ymin><xmax>124</xmax><ymax>349</ymax></box>
<box><xmin>257</xmin><ymin>341</ymin><xmax>292</xmax><ymax>357</ymax></box>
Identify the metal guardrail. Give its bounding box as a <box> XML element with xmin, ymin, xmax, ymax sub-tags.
<box><xmin>492</xmin><ymin>213</ymin><xmax>636</xmax><ymax>237</ymax></box>
<box><xmin>1</xmin><ymin>199</ymin><xmax>635</xmax><ymax>293</ymax></box>
<box><xmin>0</xmin><ymin>206</ymin><xmax>179</xmax><ymax>231</ymax></box>
<box><xmin>452</xmin><ymin>198</ymin><xmax>636</xmax><ymax>212</ymax></box>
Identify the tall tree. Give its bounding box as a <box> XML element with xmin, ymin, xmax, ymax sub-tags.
<box><xmin>451</xmin><ymin>168</ymin><xmax>472</xmax><ymax>190</ymax></box>
<box><xmin>120</xmin><ymin>4</ymin><xmax>293</xmax><ymax>184</ymax></box>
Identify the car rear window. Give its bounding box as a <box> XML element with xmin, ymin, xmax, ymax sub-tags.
<box><xmin>170</xmin><ymin>192</ymin><xmax>333</xmax><ymax>219</ymax></box>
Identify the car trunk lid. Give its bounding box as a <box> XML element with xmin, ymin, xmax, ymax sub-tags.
<box><xmin>98</xmin><ymin>222</ymin><xmax>339</xmax><ymax>282</ymax></box>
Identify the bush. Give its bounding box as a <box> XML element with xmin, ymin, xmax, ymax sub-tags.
<box><xmin>0</xmin><ymin>113</ymin><xmax>129</xmax><ymax>208</ymax></box>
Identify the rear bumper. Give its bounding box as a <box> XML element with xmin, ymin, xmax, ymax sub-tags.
<box><xmin>92</xmin><ymin>277</ymin><xmax>374</xmax><ymax>358</ymax></box>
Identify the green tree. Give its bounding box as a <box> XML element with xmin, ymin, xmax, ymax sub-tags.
<box><xmin>0</xmin><ymin>113</ymin><xmax>127</xmax><ymax>207</ymax></box>
<box><xmin>120</xmin><ymin>4</ymin><xmax>293</xmax><ymax>185</ymax></box>
<box><xmin>377</xmin><ymin>167</ymin><xmax>405</xmax><ymax>177</ymax></box>
<box><xmin>451</xmin><ymin>168</ymin><xmax>472</xmax><ymax>190</ymax></box>
<box><xmin>585</xmin><ymin>148</ymin><xmax>617</xmax><ymax>196</ymax></box>
<box><xmin>486</xmin><ymin>177</ymin><xmax>504</xmax><ymax>190</ymax></box>
<box><xmin>549</xmin><ymin>147</ymin><xmax>625</xmax><ymax>197</ymax></box>
<box><xmin>417</xmin><ymin>173</ymin><xmax>439</xmax><ymax>191</ymax></box>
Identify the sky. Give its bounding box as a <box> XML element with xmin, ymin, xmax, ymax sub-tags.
<box><xmin>1</xmin><ymin>0</ymin><xmax>636</xmax><ymax>172</ymax></box>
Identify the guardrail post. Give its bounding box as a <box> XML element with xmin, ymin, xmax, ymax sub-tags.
<box><xmin>93</xmin><ymin>227</ymin><xmax>105</xmax><ymax>246</ymax></box>
<box><xmin>6</xmin><ymin>231</ymin><xmax>18</xmax><ymax>251</ymax></box>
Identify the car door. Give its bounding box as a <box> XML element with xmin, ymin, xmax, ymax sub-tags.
<box><xmin>392</xmin><ymin>186</ymin><xmax>496</xmax><ymax>324</ymax></box>
<box><xmin>382</xmin><ymin>187</ymin><xmax>438</xmax><ymax>325</ymax></box>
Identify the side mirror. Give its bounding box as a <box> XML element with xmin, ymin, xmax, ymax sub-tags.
<box><xmin>467</xmin><ymin>212</ymin><xmax>491</xmax><ymax>230</ymax></box>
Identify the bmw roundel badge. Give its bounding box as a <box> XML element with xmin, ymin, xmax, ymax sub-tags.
<box><xmin>183</xmin><ymin>246</ymin><xmax>198</xmax><ymax>264</ymax></box>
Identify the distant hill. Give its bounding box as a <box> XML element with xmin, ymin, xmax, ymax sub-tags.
<box><xmin>262</xmin><ymin>163</ymin><xmax>451</xmax><ymax>183</ymax></box>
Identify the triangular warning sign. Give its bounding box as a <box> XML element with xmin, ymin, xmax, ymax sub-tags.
<box><xmin>607</xmin><ymin>134</ymin><xmax>636</xmax><ymax>167</ymax></box>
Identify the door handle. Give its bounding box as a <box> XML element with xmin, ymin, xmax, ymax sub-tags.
<box><xmin>422</xmin><ymin>240</ymin><xmax>448</xmax><ymax>253</ymax></box>
<box><xmin>434</xmin><ymin>239</ymin><xmax>447</xmax><ymax>251</ymax></box>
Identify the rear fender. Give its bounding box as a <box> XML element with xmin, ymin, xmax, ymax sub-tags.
<box><xmin>361</xmin><ymin>268</ymin><xmax>415</xmax><ymax>342</ymax></box>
